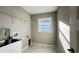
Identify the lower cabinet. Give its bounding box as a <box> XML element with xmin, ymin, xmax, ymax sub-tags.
<box><xmin>0</xmin><ymin>40</ymin><xmax>22</xmax><ymax>53</ymax></box>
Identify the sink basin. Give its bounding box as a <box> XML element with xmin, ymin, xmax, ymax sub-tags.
<box><xmin>0</xmin><ymin>39</ymin><xmax>21</xmax><ymax>47</ymax></box>
<box><xmin>0</xmin><ymin>40</ymin><xmax>5</xmax><ymax>46</ymax></box>
<box><xmin>10</xmin><ymin>39</ymin><xmax>19</xmax><ymax>43</ymax></box>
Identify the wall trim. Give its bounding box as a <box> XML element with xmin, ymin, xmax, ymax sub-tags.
<box><xmin>22</xmin><ymin>45</ymin><xmax>29</xmax><ymax>53</ymax></box>
<box><xmin>32</xmin><ymin>42</ymin><xmax>56</xmax><ymax>48</ymax></box>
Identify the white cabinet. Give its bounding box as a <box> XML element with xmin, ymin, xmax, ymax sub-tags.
<box><xmin>11</xmin><ymin>17</ymin><xmax>31</xmax><ymax>51</ymax></box>
<box><xmin>0</xmin><ymin>40</ymin><xmax>22</xmax><ymax>53</ymax></box>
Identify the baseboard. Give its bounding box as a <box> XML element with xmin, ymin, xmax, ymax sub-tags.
<box><xmin>22</xmin><ymin>45</ymin><xmax>29</xmax><ymax>52</ymax></box>
<box><xmin>32</xmin><ymin>42</ymin><xmax>56</xmax><ymax>48</ymax></box>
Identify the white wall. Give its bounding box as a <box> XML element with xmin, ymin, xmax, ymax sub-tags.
<box><xmin>0</xmin><ymin>6</ymin><xmax>31</xmax><ymax>22</ymax></box>
<box><xmin>0</xmin><ymin>6</ymin><xmax>31</xmax><ymax>51</ymax></box>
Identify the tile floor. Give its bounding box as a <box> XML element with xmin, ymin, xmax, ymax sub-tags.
<box><xmin>23</xmin><ymin>43</ymin><xmax>56</xmax><ymax>53</ymax></box>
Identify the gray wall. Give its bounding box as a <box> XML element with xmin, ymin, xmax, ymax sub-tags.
<box><xmin>69</xmin><ymin>7</ymin><xmax>77</xmax><ymax>52</ymax></box>
<box><xmin>31</xmin><ymin>12</ymin><xmax>57</xmax><ymax>45</ymax></box>
<box><xmin>57</xmin><ymin>6</ymin><xmax>70</xmax><ymax>53</ymax></box>
<box><xmin>70</xmin><ymin>7</ymin><xmax>79</xmax><ymax>52</ymax></box>
<box><xmin>0</xmin><ymin>6</ymin><xmax>31</xmax><ymax>50</ymax></box>
<box><xmin>57</xmin><ymin>6</ymin><xmax>79</xmax><ymax>53</ymax></box>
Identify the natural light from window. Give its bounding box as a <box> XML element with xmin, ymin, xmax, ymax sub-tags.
<box><xmin>38</xmin><ymin>17</ymin><xmax>52</xmax><ymax>32</ymax></box>
<box><xmin>59</xmin><ymin>21</ymin><xmax>70</xmax><ymax>52</ymax></box>
<box><xmin>59</xmin><ymin>21</ymin><xmax>70</xmax><ymax>42</ymax></box>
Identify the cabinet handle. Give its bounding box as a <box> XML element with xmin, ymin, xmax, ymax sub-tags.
<box><xmin>27</xmin><ymin>35</ymin><xmax>29</xmax><ymax>38</ymax></box>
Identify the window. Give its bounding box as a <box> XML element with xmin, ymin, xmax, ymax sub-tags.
<box><xmin>38</xmin><ymin>17</ymin><xmax>52</xmax><ymax>32</ymax></box>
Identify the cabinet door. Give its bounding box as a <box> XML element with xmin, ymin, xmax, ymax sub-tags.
<box><xmin>12</xmin><ymin>18</ymin><xmax>26</xmax><ymax>39</ymax></box>
<box><xmin>0</xmin><ymin>41</ymin><xmax>22</xmax><ymax>53</ymax></box>
<box><xmin>22</xmin><ymin>22</ymin><xmax>31</xmax><ymax>48</ymax></box>
<box><xmin>12</xmin><ymin>17</ymin><xmax>31</xmax><ymax>49</ymax></box>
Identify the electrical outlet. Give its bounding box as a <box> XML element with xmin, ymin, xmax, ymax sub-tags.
<box><xmin>13</xmin><ymin>32</ymin><xmax>19</xmax><ymax>37</ymax></box>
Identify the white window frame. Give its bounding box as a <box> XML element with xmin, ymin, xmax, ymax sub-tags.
<box><xmin>38</xmin><ymin>17</ymin><xmax>52</xmax><ymax>32</ymax></box>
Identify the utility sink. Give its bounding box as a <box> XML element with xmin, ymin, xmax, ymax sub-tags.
<box><xmin>10</xmin><ymin>39</ymin><xmax>20</xmax><ymax>43</ymax></box>
<box><xmin>0</xmin><ymin>38</ymin><xmax>21</xmax><ymax>47</ymax></box>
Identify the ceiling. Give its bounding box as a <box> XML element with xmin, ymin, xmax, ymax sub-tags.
<box><xmin>21</xmin><ymin>6</ymin><xmax>58</xmax><ymax>15</ymax></box>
